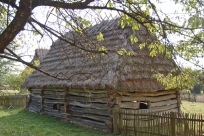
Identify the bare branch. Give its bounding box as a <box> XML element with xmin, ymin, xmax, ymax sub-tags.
<box><xmin>33</xmin><ymin>0</ymin><xmax>94</xmax><ymax>9</ymax></box>
<box><xmin>0</xmin><ymin>0</ymin><xmax>32</xmax><ymax>53</ymax></box>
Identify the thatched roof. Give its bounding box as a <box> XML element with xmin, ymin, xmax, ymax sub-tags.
<box><xmin>22</xmin><ymin>19</ymin><xmax>177</xmax><ymax>92</ymax></box>
<box><xmin>31</xmin><ymin>49</ymin><xmax>49</xmax><ymax>63</ymax></box>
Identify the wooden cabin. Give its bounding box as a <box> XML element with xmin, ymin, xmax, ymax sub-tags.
<box><xmin>22</xmin><ymin>19</ymin><xmax>180</xmax><ymax>131</ymax></box>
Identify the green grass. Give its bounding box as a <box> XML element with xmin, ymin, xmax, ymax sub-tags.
<box><xmin>0</xmin><ymin>101</ymin><xmax>203</xmax><ymax>136</ymax></box>
<box><xmin>0</xmin><ymin>108</ymin><xmax>120</xmax><ymax>136</ymax></box>
<box><xmin>181</xmin><ymin>100</ymin><xmax>204</xmax><ymax>115</ymax></box>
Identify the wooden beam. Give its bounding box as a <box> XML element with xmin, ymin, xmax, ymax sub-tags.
<box><xmin>68</xmin><ymin>92</ymin><xmax>107</xmax><ymax>98</ymax></box>
<box><xmin>69</xmin><ymin>96</ymin><xmax>107</xmax><ymax>103</ymax></box>
<box><xmin>69</xmin><ymin>101</ymin><xmax>109</xmax><ymax>110</ymax></box>
<box><xmin>151</xmin><ymin>104</ymin><xmax>177</xmax><ymax>112</ymax></box>
<box><xmin>117</xmin><ymin>90</ymin><xmax>177</xmax><ymax>97</ymax></box>
<box><xmin>69</xmin><ymin>106</ymin><xmax>110</xmax><ymax>116</ymax></box>
<box><xmin>151</xmin><ymin>100</ymin><xmax>177</xmax><ymax>108</ymax></box>
<box><xmin>118</xmin><ymin>102</ymin><xmax>139</xmax><ymax>109</ymax></box>
<box><xmin>119</xmin><ymin>94</ymin><xmax>176</xmax><ymax>102</ymax></box>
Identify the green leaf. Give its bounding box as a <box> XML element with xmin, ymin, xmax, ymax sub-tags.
<box><xmin>97</xmin><ymin>32</ymin><xmax>104</xmax><ymax>41</ymax></box>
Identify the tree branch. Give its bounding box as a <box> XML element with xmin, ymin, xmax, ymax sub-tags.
<box><xmin>0</xmin><ymin>0</ymin><xmax>18</xmax><ymax>8</ymax></box>
<box><xmin>0</xmin><ymin>0</ymin><xmax>32</xmax><ymax>53</ymax></box>
<box><xmin>33</xmin><ymin>0</ymin><xmax>94</xmax><ymax>9</ymax></box>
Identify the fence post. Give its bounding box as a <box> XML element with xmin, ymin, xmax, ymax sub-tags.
<box><xmin>170</xmin><ymin>112</ymin><xmax>176</xmax><ymax>136</ymax></box>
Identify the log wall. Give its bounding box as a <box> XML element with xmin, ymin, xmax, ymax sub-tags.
<box><xmin>28</xmin><ymin>87</ymin><xmax>180</xmax><ymax>131</ymax></box>
<box><xmin>113</xmin><ymin>89</ymin><xmax>179</xmax><ymax>113</ymax></box>
<box><xmin>28</xmin><ymin>88</ymin><xmax>68</xmax><ymax>118</ymax></box>
<box><xmin>28</xmin><ymin>88</ymin><xmax>42</xmax><ymax>112</ymax></box>
<box><xmin>68</xmin><ymin>87</ymin><xmax>112</xmax><ymax>130</ymax></box>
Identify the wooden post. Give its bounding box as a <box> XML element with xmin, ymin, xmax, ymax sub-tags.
<box><xmin>170</xmin><ymin>112</ymin><xmax>176</xmax><ymax>136</ymax></box>
<box><xmin>40</xmin><ymin>88</ymin><xmax>44</xmax><ymax>112</ymax></box>
<box><xmin>64</xmin><ymin>87</ymin><xmax>70</xmax><ymax>120</ymax></box>
<box><xmin>176</xmin><ymin>90</ymin><xmax>180</xmax><ymax>113</ymax></box>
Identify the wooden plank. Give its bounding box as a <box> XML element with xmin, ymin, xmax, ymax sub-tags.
<box><xmin>31</xmin><ymin>94</ymin><xmax>41</xmax><ymax>98</ymax></box>
<box><xmin>69</xmin><ymin>101</ymin><xmax>109</xmax><ymax>110</ymax></box>
<box><xmin>118</xmin><ymin>102</ymin><xmax>139</xmax><ymax>109</ymax></box>
<box><xmin>43</xmin><ymin>95</ymin><xmax>64</xmax><ymax>99</ymax></box>
<box><xmin>44</xmin><ymin>99</ymin><xmax>63</xmax><ymax>103</ymax></box>
<box><xmin>69</xmin><ymin>106</ymin><xmax>110</xmax><ymax>116</ymax></box>
<box><xmin>69</xmin><ymin>96</ymin><xmax>108</xmax><ymax>103</ymax></box>
<box><xmin>71</xmin><ymin>111</ymin><xmax>111</xmax><ymax>122</ymax></box>
<box><xmin>151</xmin><ymin>103</ymin><xmax>177</xmax><ymax>112</ymax></box>
<box><xmin>70</xmin><ymin>88</ymin><xmax>107</xmax><ymax>94</ymax></box>
<box><xmin>117</xmin><ymin>90</ymin><xmax>177</xmax><ymax>97</ymax></box>
<box><xmin>44</xmin><ymin>91</ymin><xmax>65</xmax><ymax>95</ymax></box>
<box><xmin>71</xmin><ymin>117</ymin><xmax>106</xmax><ymax>128</ymax></box>
<box><xmin>119</xmin><ymin>94</ymin><xmax>176</xmax><ymax>102</ymax></box>
<box><xmin>151</xmin><ymin>100</ymin><xmax>177</xmax><ymax>108</ymax></box>
<box><xmin>68</xmin><ymin>92</ymin><xmax>107</xmax><ymax>98</ymax></box>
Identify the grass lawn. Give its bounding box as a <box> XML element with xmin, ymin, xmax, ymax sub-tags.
<box><xmin>0</xmin><ymin>108</ymin><xmax>120</xmax><ymax>136</ymax></box>
<box><xmin>181</xmin><ymin>100</ymin><xmax>204</xmax><ymax>115</ymax></box>
<box><xmin>0</xmin><ymin>101</ymin><xmax>203</xmax><ymax>136</ymax></box>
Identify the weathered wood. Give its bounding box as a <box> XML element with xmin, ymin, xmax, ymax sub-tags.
<box><xmin>68</xmin><ymin>92</ymin><xmax>107</xmax><ymax>98</ymax></box>
<box><xmin>151</xmin><ymin>100</ymin><xmax>177</xmax><ymax>108</ymax></box>
<box><xmin>43</xmin><ymin>91</ymin><xmax>65</xmax><ymax>95</ymax></box>
<box><xmin>118</xmin><ymin>102</ymin><xmax>140</xmax><ymax>109</ymax></box>
<box><xmin>69</xmin><ymin>101</ymin><xmax>109</xmax><ymax>110</ymax></box>
<box><xmin>72</xmin><ymin>112</ymin><xmax>111</xmax><ymax>122</ymax></box>
<box><xmin>70</xmin><ymin>88</ymin><xmax>107</xmax><ymax>94</ymax></box>
<box><xmin>28</xmin><ymin>106</ymin><xmax>41</xmax><ymax>112</ymax></box>
<box><xmin>117</xmin><ymin>90</ymin><xmax>177</xmax><ymax>97</ymax></box>
<box><xmin>69</xmin><ymin>106</ymin><xmax>110</xmax><ymax>116</ymax></box>
<box><xmin>71</xmin><ymin>117</ymin><xmax>106</xmax><ymax>128</ymax></box>
<box><xmin>119</xmin><ymin>94</ymin><xmax>176</xmax><ymax>102</ymax></box>
<box><xmin>31</xmin><ymin>94</ymin><xmax>41</xmax><ymax>98</ymax></box>
<box><xmin>44</xmin><ymin>99</ymin><xmax>63</xmax><ymax>103</ymax></box>
<box><xmin>69</xmin><ymin>96</ymin><xmax>107</xmax><ymax>103</ymax></box>
<box><xmin>43</xmin><ymin>95</ymin><xmax>64</xmax><ymax>99</ymax></box>
<box><xmin>151</xmin><ymin>103</ymin><xmax>177</xmax><ymax>112</ymax></box>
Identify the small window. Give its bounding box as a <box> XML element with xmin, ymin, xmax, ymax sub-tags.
<box><xmin>53</xmin><ymin>103</ymin><xmax>64</xmax><ymax>111</ymax></box>
<box><xmin>53</xmin><ymin>104</ymin><xmax>58</xmax><ymax>110</ymax></box>
<box><xmin>139</xmin><ymin>102</ymin><xmax>148</xmax><ymax>109</ymax></box>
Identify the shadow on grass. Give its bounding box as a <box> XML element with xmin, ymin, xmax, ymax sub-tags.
<box><xmin>0</xmin><ymin>108</ymin><xmax>121</xmax><ymax>136</ymax></box>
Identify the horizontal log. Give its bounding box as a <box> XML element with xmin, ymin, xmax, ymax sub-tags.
<box><xmin>70</xmin><ymin>88</ymin><xmax>107</xmax><ymax>94</ymax></box>
<box><xmin>44</xmin><ymin>94</ymin><xmax>64</xmax><ymax>97</ymax></box>
<box><xmin>69</xmin><ymin>96</ymin><xmax>108</xmax><ymax>104</ymax></box>
<box><xmin>72</xmin><ymin>112</ymin><xmax>111</xmax><ymax>123</ymax></box>
<box><xmin>43</xmin><ymin>95</ymin><xmax>64</xmax><ymax>99</ymax></box>
<box><xmin>69</xmin><ymin>101</ymin><xmax>109</xmax><ymax>110</ymax></box>
<box><xmin>68</xmin><ymin>92</ymin><xmax>107</xmax><ymax>98</ymax></box>
<box><xmin>119</xmin><ymin>94</ymin><xmax>176</xmax><ymax>102</ymax></box>
<box><xmin>69</xmin><ymin>106</ymin><xmax>110</xmax><ymax>116</ymax></box>
<box><xmin>31</xmin><ymin>94</ymin><xmax>41</xmax><ymax>98</ymax></box>
<box><xmin>151</xmin><ymin>103</ymin><xmax>177</xmax><ymax>112</ymax></box>
<box><xmin>118</xmin><ymin>102</ymin><xmax>140</xmax><ymax>109</ymax></box>
<box><xmin>43</xmin><ymin>91</ymin><xmax>65</xmax><ymax>95</ymax></box>
<box><xmin>151</xmin><ymin>100</ymin><xmax>177</xmax><ymax>108</ymax></box>
<box><xmin>45</xmin><ymin>111</ymin><xmax>68</xmax><ymax>118</ymax></box>
<box><xmin>117</xmin><ymin>90</ymin><xmax>177</xmax><ymax>97</ymax></box>
<box><xmin>44</xmin><ymin>88</ymin><xmax>65</xmax><ymax>92</ymax></box>
<box><xmin>44</xmin><ymin>99</ymin><xmax>63</xmax><ymax>103</ymax></box>
<box><xmin>71</xmin><ymin>117</ymin><xmax>106</xmax><ymax>128</ymax></box>
<box><xmin>28</xmin><ymin>106</ymin><xmax>41</xmax><ymax>112</ymax></box>
<box><xmin>71</xmin><ymin>86</ymin><xmax>105</xmax><ymax>90</ymax></box>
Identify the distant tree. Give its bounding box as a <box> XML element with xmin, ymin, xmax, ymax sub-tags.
<box><xmin>5</xmin><ymin>60</ymin><xmax>40</xmax><ymax>93</ymax></box>
<box><xmin>191</xmin><ymin>83</ymin><xmax>204</xmax><ymax>94</ymax></box>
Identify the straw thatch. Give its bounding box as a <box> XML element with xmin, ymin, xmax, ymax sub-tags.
<box><xmin>22</xmin><ymin>19</ymin><xmax>177</xmax><ymax>92</ymax></box>
<box><xmin>31</xmin><ymin>48</ymin><xmax>49</xmax><ymax>63</ymax></box>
